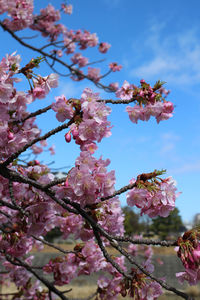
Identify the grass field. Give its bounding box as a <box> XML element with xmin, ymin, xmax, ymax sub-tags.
<box><xmin>1</xmin><ymin>244</ymin><xmax>199</xmax><ymax>299</ymax></box>
<box><xmin>31</xmin><ymin>243</ymin><xmax>177</xmax><ymax>256</ymax></box>
<box><xmin>2</xmin><ymin>283</ymin><xmax>200</xmax><ymax>299</ymax></box>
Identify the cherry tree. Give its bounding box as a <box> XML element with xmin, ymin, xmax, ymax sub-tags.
<box><xmin>0</xmin><ymin>1</ymin><xmax>198</xmax><ymax>299</ymax></box>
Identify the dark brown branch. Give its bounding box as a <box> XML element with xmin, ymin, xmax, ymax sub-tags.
<box><xmin>93</xmin><ymin>228</ymin><xmax>131</xmax><ymax>279</ymax></box>
<box><xmin>101</xmin><ymin>181</ymin><xmax>136</xmax><ymax>201</ymax></box>
<box><xmin>19</xmin><ymin>34</ymin><xmax>38</xmax><ymax>40</ymax></box>
<box><xmin>0</xmin><ymin>292</ymin><xmax>19</xmax><ymax>296</ymax></box>
<box><xmin>20</xmin><ymin>104</ymin><xmax>52</xmax><ymax>123</ymax></box>
<box><xmin>0</xmin><ymin>166</ymin><xmax>190</xmax><ymax>299</ymax></box>
<box><xmin>44</xmin><ymin>177</ymin><xmax>66</xmax><ymax>188</ymax></box>
<box><xmin>17</xmin><ymin>96</ymin><xmax>137</xmax><ymax>127</ymax></box>
<box><xmin>0</xmin><ymin>199</ymin><xmax>20</xmax><ymax>211</ymax></box>
<box><xmin>60</xmin><ymin>201</ymin><xmax>191</xmax><ymax>300</ymax></box>
<box><xmin>0</xmin><ymin>167</ymin><xmax>78</xmax><ymax>215</ymax></box>
<box><xmin>2</xmin><ymin>252</ymin><xmax>69</xmax><ymax>300</ymax></box>
<box><xmin>0</xmin><ymin>210</ymin><xmax>11</xmax><ymax>219</ymax></box>
<box><xmin>108</xmin><ymin>240</ymin><xmax>193</xmax><ymax>300</ymax></box>
<box><xmin>39</xmin><ymin>40</ymin><xmax>63</xmax><ymax>51</ymax></box>
<box><xmin>44</xmin><ymin>56</ymin><xmax>72</xmax><ymax>77</ymax></box>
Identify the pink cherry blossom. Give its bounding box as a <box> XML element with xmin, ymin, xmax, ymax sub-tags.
<box><xmin>109</xmin><ymin>62</ymin><xmax>122</xmax><ymax>72</ymax></box>
<box><xmin>116</xmin><ymin>80</ymin><xmax>134</xmax><ymax>100</ymax></box>
<box><xmin>61</xmin><ymin>3</ymin><xmax>73</xmax><ymax>15</ymax></box>
<box><xmin>99</xmin><ymin>42</ymin><xmax>111</xmax><ymax>53</ymax></box>
<box><xmin>126</xmin><ymin>176</ymin><xmax>178</xmax><ymax>218</ymax></box>
<box><xmin>87</xmin><ymin>67</ymin><xmax>101</xmax><ymax>82</ymax></box>
<box><xmin>52</xmin><ymin>94</ymin><xmax>74</xmax><ymax>122</ymax></box>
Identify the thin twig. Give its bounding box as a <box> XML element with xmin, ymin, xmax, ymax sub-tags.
<box><xmin>32</xmin><ymin>235</ymin><xmax>76</xmax><ymax>254</ymax></box>
<box><xmin>0</xmin><ymin>22</ymin><xmax>113</xmax><ymax>92</ymax></box>
<box><xmin>2</xmin><ymin>252</ymin><xmax>69</xmax><ymax>300</ymax></box>
<box><xmin>2</xmin><ymin>116</ymin><xmax>75</xmax><ymax>167</ymax></box>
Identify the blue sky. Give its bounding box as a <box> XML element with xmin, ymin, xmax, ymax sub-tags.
<box><xmin>0</xmin><ymin>0</ymin><xmax>200</xmax><ymax>222</ymax></box>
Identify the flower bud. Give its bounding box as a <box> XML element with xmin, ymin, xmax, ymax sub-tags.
<box><xmin>65</xmin><ymin>132</ymin><xmax>71</xmax><ymax>143</ymax></box>
<box><xmin>8</xmin><ymin>131</ymin><xmax>14</xmax><ymax>140</ymax></box>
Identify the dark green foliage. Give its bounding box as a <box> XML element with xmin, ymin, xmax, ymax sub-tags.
<box><xmin>44</xmin><ymin>227</ymin><xmax>62</xmax><ymax>242</ymax></box>
<box><xmin>150</xmin><ymin>208</ymin><xmax>185</xmax><ymax>239</ymax></box>
<box><xmin>122</xmin><ymin>206</ymin><xmax>145</xmax><ymax>235</ymax></box>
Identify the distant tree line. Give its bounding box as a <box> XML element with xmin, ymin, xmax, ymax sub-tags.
<box><xmin>122</xmin><ymin>206</ymin><xmax>186</xmax><ymax>239</ymax></box>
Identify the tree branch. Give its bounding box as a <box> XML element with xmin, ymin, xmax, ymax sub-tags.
<box><xmin>2</xmin><ymin>116</ymin><xmax>75</xmax><ymax>167</ymax></box>
<box><xmin>0</xmin><ymin>22</ymin><xmax>113</xmax><ymax>92</ymax></box>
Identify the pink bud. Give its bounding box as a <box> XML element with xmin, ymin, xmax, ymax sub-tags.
<box><xmin>34</xmin><ymin>160</ymin><xmax>40</xmax><ymax>165</ymax></box>
<box><xmin>139</xmin><ymin>90</ymin><xmax>144</xmax><ymax>97</ymax></box>
<box><xmin>65</xmin><ymin>132</ymin><xmax>71</xmax><ymax>143</ymax></box>
<box><xmin>65</xmin><ymin>178</ymin><xmax>69</xmax><ymax>187</ymax></box>
<box><xmin>72</xmin><ymin>128</ymin><xmax>79</xmax><ymax>138</ymax></box>
<box><xmin>8</xmin><ymin>131</ymin><xmax>14</xmax><ymax>140</ymax></box>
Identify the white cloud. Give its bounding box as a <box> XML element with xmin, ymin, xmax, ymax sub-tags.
<box><xmin>130</xmin><ymin>25</ymin><xmax>200</xmax><ymax>86</ymax></box>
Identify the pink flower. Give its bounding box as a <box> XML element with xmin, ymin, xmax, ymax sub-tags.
<box><xmin>116</xmin><ymin>80</ymin><xmax>133</xmax><ymax>100</ymax></box>
<box><xmin>61</xmin><ymin>4</ymin><xmax>73</xmax><ymax>15</ymax></box>
<box><xmin>52</xmin><ymin>95</ymin><xmax>74</xmax><ymax>122</ymax></box>
<box><xmin>98</xmin><ymin>42</ymin><xmax>111</xmax><ymax>53</ymax></box>
<box><xmin>71</xmin><ymin>53</ymin><xmax>88</xmax><ymax>67</ymax></box>
<box><xmin>49</xmin><ymin>145</ymin><xmax>55</xmax><ymax>155</ymax></box>
<box><xmin>2</xmin><ymin>0</ymin><xmax>34</xmax><ymax>31</ymax></box>
<box><xmin>31</xmin><ymin>144</ymin><xmax>43</xmax><ymax>154</ymax></box>
<box><xmin>127</xmin><ymin>176</ymin><xmax>178</xmax><ymax>218</ymax></box>
<box><xmin>109</xmin><ymin>62</ymin><xmax>122</xmax><ymax>72</ymax></box>
<box><xmin>31</xmin><ymin>86</ymin><xmax>46</xmax><ymax>100</ymax></box>
<box><xmin>109</xmin><ymin>82</ymin><xmax>119</xmax><ymax>91</ymax></box>
<box><xmin>87</xmin><ymin>67</ymin><xmax>100</xmax><ymax>82</ymax></box>
<box><xmin>126</xmin><ymin>105</ymin><xmax>145</xmax><ymax>124</ymax></box>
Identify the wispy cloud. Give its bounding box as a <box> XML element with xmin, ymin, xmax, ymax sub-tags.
<box><xmin>169</xmin><ymin>161</ymin><xmax>200</xmax><ymax>174</ymax></box>
<box><xmin>58</xmin><ymin>80</ymin><xmax>104</xmax><ymax>98</ymax></box>
<box><xmin>130</xmin><ymin>23</ymin><xmax>200</xmax><ymax>86</ymax></box>
<box><xmin>159</xmin><ymin>132</ymin><xmax>180</xmax><ymax>156</ymax></box>
<box><xmin>58</xmin><ymin>81</ymin><xmax>86</xmax><ymax>98</ymax></box>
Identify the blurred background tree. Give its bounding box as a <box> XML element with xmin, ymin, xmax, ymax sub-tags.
<box><xmin>122</xmin><ymin>206</ymin><xmax>145</xmax><ymax>235</ymax></box>
<box><xmin>150</xmin><ymin>208</ymin><xmax>186</xmax><ymax>239</ymax></box>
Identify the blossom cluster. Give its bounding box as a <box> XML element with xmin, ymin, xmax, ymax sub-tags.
<box><xmin>126</xmin><ymin>175</ymin><xmax>179</xmax><ymax>218</ymax></box>
<box><xmin>0</xmin><ymin>54</ymin><xmax>58</xmax><ymax>161</ymax></box>
<box><xmin>31</xmin><ymin>73</ymin><xmax>58</xmax><ymax>100</ymax></box>
<box><xmin>176</xmin><ymin>230</ymin><xmax>200</xmax><ymax>285</ymax></box>
<box><xmin>0</xmin><ymin>1</ymin><xmax>187</xmax><ymax>298</ymax></box>
<box><xmin>52</xmin><ymin>88</ymin><xmax>112</xmax><ymax>151</ymax></box>
<box><xmin>44</xmin><ymin>241</ymin><xmax>107</xmax><ymax>285</ymax></box>
<box><xmin>126</xmin><ymin>237</ymin><xmax>163</xmax><ymax>299</ymax></box>
<box><xmin>0</xmin><ymin>1</ymin><xmax>121</xmax><ymax>85</ymax></box>
<box><xmin>116</xmin><ymin>79</ymin><xmax>174</xmax><ymax>123</ymax></box>
<box><xmin>0</xmin><ymin>0</ymin><xmax>34</xmax><ymax>31</ymax></box>
<box><xmin>55</xmin><ymin>151</ymin><xmax>115</xmax><ymax>207</ymax></box>
<box><xmin>97</xmin><ymin>256</ymin><xmax>126</xmax><ymax>299</ymax></box>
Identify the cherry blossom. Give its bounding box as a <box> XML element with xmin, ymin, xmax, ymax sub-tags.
<box><xmin>0</xmin><ymin>2</ymin><xmax>190</xmax><ymax>299</ymax></box>
<box><xmin>127</xmin><ymin>176</ymin><xmax>179</xmax><ymax>217</ymax></box>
